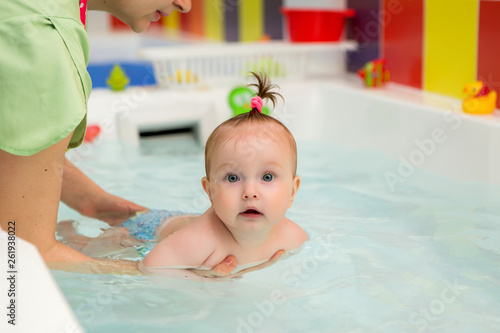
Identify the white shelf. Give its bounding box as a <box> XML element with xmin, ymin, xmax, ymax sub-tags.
<box><xmin>136</xmin><ymin>41</ymin><xmax>357</xmax><ymax>88</ymax></box>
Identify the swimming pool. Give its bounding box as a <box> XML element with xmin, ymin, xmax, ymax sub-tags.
<box><xmin>53</xmin><ymin>79</ymin><xmax>500</xmax><ymax>332</ymax></box>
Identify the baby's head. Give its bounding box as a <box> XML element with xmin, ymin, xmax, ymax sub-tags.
<box><xmin>205</xmin><ymin>72</ymin><xmax>297</xmax><ymax>179</ymax></box>
<box><xmin>202</xmin><ymin>73</ymin><xmax>300</xmax><ymax>234</ymax></box>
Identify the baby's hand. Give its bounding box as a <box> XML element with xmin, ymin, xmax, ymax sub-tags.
<box><xmin>191</xmin><ymin>255</ymin><xmax>237</xmax><ymax>278</ymax></box>
<box><xmin>191</xmin><ymin>250</ymin><xmax>286</xmax><ymax>279</ymax></box>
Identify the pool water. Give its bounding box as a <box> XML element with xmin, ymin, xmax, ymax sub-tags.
<box><xmin>53</xmin><ymin>135</ymin><xmax>500</xmax><ymax>333</ymax></box>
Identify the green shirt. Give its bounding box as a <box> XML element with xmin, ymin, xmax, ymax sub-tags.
<box><xmin>0</xmin><ymin>0</ymin><xmax>91</xmax><ymax>155</ymax></box>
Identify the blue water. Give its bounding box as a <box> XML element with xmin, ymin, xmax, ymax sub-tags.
<box><xmin>53</xmin><ymin>135</ymin><xmax>500</xmax><ymax>333</ymax></box>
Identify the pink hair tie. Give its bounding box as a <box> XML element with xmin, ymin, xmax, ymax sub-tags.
<box><xmin>251</xmin><ymin>96</ymin><xmax>263</xmax><ymax>113</ymax></box>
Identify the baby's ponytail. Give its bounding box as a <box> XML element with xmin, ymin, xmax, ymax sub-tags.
<box><xmin>247</xmin><ymin>72</ymin><xmax>283</xmax><ymax>114</ymax></box>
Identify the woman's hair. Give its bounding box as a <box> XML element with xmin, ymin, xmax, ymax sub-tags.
<box><xmin>205</xmin><ymin>72</ymin><xmax>297</xmax><ymax>178</ymax></box>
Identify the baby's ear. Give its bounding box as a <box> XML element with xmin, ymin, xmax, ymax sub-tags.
<box><xmin>289</xmin><ymin>175</ymin><xmax>301</xmax><ymax>208</ymax></box>
<box><xmin>201</xmin><ymin>177</ymin><xmax>212</xmax><ymax>203</ymax></box>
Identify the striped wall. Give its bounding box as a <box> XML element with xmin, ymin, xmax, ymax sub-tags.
<box><xmin>205</xmin><ymin>0</ymin><xmax>224</xmax><ymax>41</ymax></box>
<box><xmin>107</xmin><ymin>0</ymin><xmax>500</xmax><ymax>108</ymax></box>
<box><xmin>477</xmin><ymin>0</ymin><xmax>500</xmax><ymax>103</ymax></box>
<box><xmin>349</xmin><ymin>0</ymin><xmax>499</xmax><ymax>108</ymax></box>
<box><xmin>382</xmin><ymin>0</ymin><xmax>423</xmax><ymax>89</ymax></box>
<box><xmin>110</xmin><ymin>0</ymin><xmax>283</xmax><ymax>42</ymax></box>
<box><xmin>346</xmin><ymin>0</ymin><xmax>381</xmax><ymax>73</ymax></box>
<box><xmin>424</xmin><ymin>0</ymin><xmax>478</xmax><ymax>98</ymax></box>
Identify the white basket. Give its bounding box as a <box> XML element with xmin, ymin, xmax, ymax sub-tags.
<box><xmin>136</xmin><ymin>41</ymin><xmax>356</xmax><ymax>88</ymax></box>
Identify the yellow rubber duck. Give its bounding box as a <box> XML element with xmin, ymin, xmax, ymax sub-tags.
<box><xmin>462</xmin><ymin>81</ymin><xmax>497</xmax><ymax>115</ymax></box>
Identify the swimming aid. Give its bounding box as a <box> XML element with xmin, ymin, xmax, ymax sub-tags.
<box><xmin>123</xmin><ymin>210</ymin><xmax>194</xmax><ymax>258</ymax></box>
<box><xmin>0</xmin><ymin>0</ymin><xmax>91</xmax><ymax>155</ymax></box>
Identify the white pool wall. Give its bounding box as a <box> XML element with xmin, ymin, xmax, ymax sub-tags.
<box><xmin>283</xmin><ymin>77</ymin><xmax>500</xmax><ymax>186</ymax></box>
<box><xmin>87</xmin><ymin>75</ymin><xmax>500</xmax><ymax>187</ymax></box>
<box><xmin>0</xmin><ymin>229</ymin><xmax>84</xmax><ymax>333</ymax></box>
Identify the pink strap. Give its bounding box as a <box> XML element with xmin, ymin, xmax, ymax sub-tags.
<box><xmin>251</xmin><ymin>96</ymin><xmax>263</xmax><ymax>113</ymax></box>
<box><xmin>80</xmin><ymin>0</ymin><xmax>87</xmax><ymax>27</ymax></box>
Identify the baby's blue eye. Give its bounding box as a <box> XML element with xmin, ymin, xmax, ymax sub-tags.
<box><xmin>226</xmin><ymin>174</ymin><xmax>239</xmax><ymax>182</ymax></box>
<box><xmin>262</xmin><ymin>173</ymin><xmax>274</xmax><ymax>182</ymax></box>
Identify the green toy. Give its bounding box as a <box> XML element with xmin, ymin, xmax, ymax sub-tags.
<box><xmin>106</xmin><ymin>64</ymin><xmax>129</xmax><ymax>91</ymax></box>
<box><xmin>228</xmin><ymin>87</ymin><xmax>269</xmax><ymax>116</ymax></box>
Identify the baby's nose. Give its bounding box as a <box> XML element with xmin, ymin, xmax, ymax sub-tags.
<box><xmin>242</xmin><ymin>183</ymin><xmax>258</xmax><ymax>199</ymax></box>
<box><xmin>243</xmin><ymin>193</ymin><xmax>258</xmax><ymax>199</ymax></box>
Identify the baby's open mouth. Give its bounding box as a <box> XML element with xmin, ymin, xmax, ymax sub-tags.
<box><xmin>240</xmin><ymin>209</ymin><xmax>263</xmax><ymax>218</ymax></box>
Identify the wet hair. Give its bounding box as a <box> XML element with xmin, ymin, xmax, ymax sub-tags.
<box><xmin>204</xmin><ymin>72</ymin><xmax>297</xmax><ymax>178</ymax></box>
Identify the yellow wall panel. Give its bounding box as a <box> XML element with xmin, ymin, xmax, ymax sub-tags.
<box><xmin>205</xmin><ymin>0</ymin><xmax>224</xmax><ymax>41</ymax></box>
<box><xmin>162</xmin><ymin>10</ymin><xmax>180</xmax><ymax>37</ymax></box>
<box><xmin>239</xmin><ymin>0</ymin><xmax>263</xmax><ymax>42</ymax></box>
<box><xmin>424</xmin><ymin>0</ymin><xmax>478</xmax><ymax>98</ymax></box>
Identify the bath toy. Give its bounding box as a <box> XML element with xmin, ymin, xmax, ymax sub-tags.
<box><xmin>106</xmin><ymin>64</ymin><xmax>129</xmax><ymax>91</ymax></box>
<box><xmin>169</xmin><ymin>69</ymin><xmax>198</xmax><ymax>85</ymax></box>
<box><xmin>462</xmin><ymin>81</ymin><xmax>497</xmax><ymax>115</ymax></box>
<box><xmin>358</xmin><ymin>58</ymin><xmax>390</xmax><ymax>87</ymax></box>
<box><xmin>229</xmin><ymin>87</ymin><xmax>269</xmax><ymax>116</ymax></box>
<box><xmin>84</xmin><ymin>125</ymin><xmax>101</xmax><ymax>143</ymax></box>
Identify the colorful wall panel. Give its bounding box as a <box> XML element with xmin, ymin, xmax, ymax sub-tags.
<box><xmin>239</xmin><ymin>0</ymin><xmax>263</xmax><ymax>42</ymax></box>
<box><xmin>346</xmin><ymin>0</ymin><xmax>381</xmax><ymax>73</ymax></box>
<box><xmin>204</xmin><ymin>0</ymin><xmax>224</xmax><ymax>41</ymax></box>
<box><xmin>477</xmin><ymin>0</ymin><xmax>500</xmax><ymax>109</ymax></box>
<box><xmin>264</xmin><ymin>0</ymin><xmax>284</xmax><ymax>40</ymax></box>
<box><xmin>382</xmin><ymin>0</ymin><xmax>423</xmax><ymax>89</ymax></box>
<box><xmin>224</xmin><ymin>0</ymin><xmax>239</xmax><ymax>42</ymax></box>
<box><xmin>162</xmin><ymin>11</ymin><xmax>181</xmax><ymax>37</ymax></box>
<box><xmin>104</xmin><ymin>0</ymin><xmax>499</xmax><ymax>113</ymax></box>
<box><xmin>424</xmin><ymin>0</ymin><xmax>478</xmax><ymax>99</ymax></box>
<box><xmin>179</xmin><ymin>0</ymin><xmax>205</xmax><ymax>37</ymax></box>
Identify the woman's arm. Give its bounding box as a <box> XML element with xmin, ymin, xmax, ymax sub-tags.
<box><xmin>61</xmin><ymin>158</ymin><xmax>147</xmax><ymax>225</ymax></box>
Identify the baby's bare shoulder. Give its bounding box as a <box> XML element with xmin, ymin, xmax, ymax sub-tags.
<box><xmin>179</xmin><ymin>212</ymin><xmax>227</xmax><ymax>241</ymax></box>
<box><xmin>279</xmin><ymin>218</ymin><xmax>309</xmax><ymax>249</ymax></box>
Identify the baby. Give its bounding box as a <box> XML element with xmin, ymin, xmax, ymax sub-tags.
<box><xmin>65</xmin><ymin>72</ymin><xmax>308</xmax><ymax>275</ymax></box>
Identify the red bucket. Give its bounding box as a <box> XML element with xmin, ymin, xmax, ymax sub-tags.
<box><xmin>281</xmin><ymin>9</ymin><xmax>355</xmax><ymax>42</ymax></box>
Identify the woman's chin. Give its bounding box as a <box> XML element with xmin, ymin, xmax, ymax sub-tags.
<box><xmin>127</xmin><ymin>20</ymin><xmax>150</xmax><ymax>33</ymax></box>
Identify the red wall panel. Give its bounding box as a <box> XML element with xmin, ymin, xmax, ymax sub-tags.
<box><xmin>477</xmin><ymin>0</ymin><xmax>500</xmax><ymax>109</ymax></box>
<box><xmin>383</xmin><ymin>0</ymin><xmax>423</xmax><ymax>88</ymax></box>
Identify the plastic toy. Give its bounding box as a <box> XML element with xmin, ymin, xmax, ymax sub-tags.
<box><xmin>106</xmin><ymin>64</ymin><xmax>129</xmax><ymax>91</ymax></box>
<box><xmin>83</xmin><ymin>125</ymin><xmax>101</xmax><ymax>143</ymax></box>
<box><xmin>173</xmin><ymin>69</ymin><xmax>198</xmax><ymax>85</ymax></box>
<box><xmin>462</xmin><ymin>81</ymin><xmax>497</xmax><ymax>115</ymax></box>
<box><xmin>228</xmin><ymin>87</ymin><xmax>269</xmax><ymax>116</ymax></box>
<box><xmin>358</xmin><ymin>58</ymin><xmax>390</xmax><ymax>87</ymax></box>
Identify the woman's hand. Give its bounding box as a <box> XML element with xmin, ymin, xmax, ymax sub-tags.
<box><xmin>229</xmin><ymin>250</ymin><xmax>286</xmax><ymax>278</ymax></box>
<box><xmin>61</xmin><ymin>158</ymin><xmax>147</xmax><ymax>225</ymax></box>
<box><xmin>191</xmin><ymin>250</ymin><xmax>286</xmax><ymax>279</ymax></box>
<box><xmin>79</xmin><ymin>191</ymin><xmax>147</xmax><ymax>225</ymax></box>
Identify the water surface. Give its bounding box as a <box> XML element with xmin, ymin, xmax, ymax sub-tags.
<box><xmin>54</xmin><ymin>135</ymin><xmax>500</xmax><ymax>333</ymax></box>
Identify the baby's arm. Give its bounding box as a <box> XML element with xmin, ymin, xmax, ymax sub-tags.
<box><xmin>142</xmin><ymin>225</ymin><xmax>216</xmax><ymax>268</ymax></box>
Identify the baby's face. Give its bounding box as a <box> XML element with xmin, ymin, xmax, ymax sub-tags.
<box><xmin>109</xmin><ymin>0</ymin><xmax>191</xmax><ymax>33</ymax></box>
<box><xmin>202</xmin><ymin>126</ymin><xmax>300</xmax><ymax>235</ymax></box>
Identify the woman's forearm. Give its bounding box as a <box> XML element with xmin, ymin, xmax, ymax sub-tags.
<box><xmin>60</xmin><ymin>158</ymin><xmax>103</xmax><ymax>216</ymax></box>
